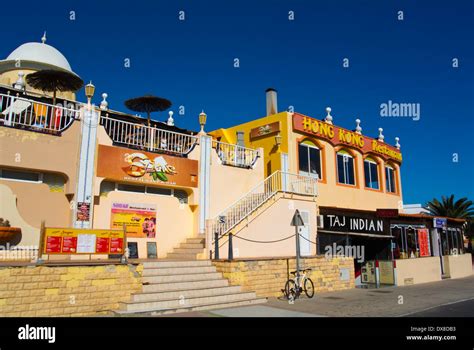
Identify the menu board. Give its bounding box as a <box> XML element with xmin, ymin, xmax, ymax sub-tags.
<box><xmin>44</xmin><ymin>228</ymin><xmax>125</xmax><ymax>255</ymax></box>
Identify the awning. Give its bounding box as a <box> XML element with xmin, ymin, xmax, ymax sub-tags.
<box><xmin>318</xmin><ymin>229</ymin><xmax>393</xmax><ymax>239</ymax></box>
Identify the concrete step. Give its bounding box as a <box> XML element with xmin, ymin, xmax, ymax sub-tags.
<box><xmin>142</xmin><ymin>278</ymin><xmax>229</xmax><ymax>293</ymax></box>
<box><xmin>142</xmin><ymin>260</ymin><xmax>211</xmax><ymax>268</ymax></box>
<box><xmin>172</xmin><ymin>248</ymin><xmax>204</xmax><ymax>254</ymax></box>
<box><xmin>180</xmin><ymin>243</ymin><xmax>204</xmax><ymax>249</ymax></box>
<box><xmin>165</xmin><ymin>253</ymin><xmax>201</xmax><ymax>260</ymax></box>
<box><xmin>143</xmin><ymin>272</ymin><xmax>222</xmax><ymax>284</ymax></box>
<box><xmin>120</xmin><ymin>291</ymin><xmax>258</xmax><ymax>312</ymax></box>
<box><xmin>142</xmin><ymin>265</ymin><xmax>216</xmax><ymax>276</ymax></box>
<box><xmin>115</xmin><ymin>297</ymin><xmax>267</xmax><ymax>316</ymax></box>
<box><xmin>131</xmin><ymin>285</ymin><xmax>242</xmax><ymax>302</ymax></box>
<box><xmin>185</xmin><ymin>238</ymin><xmax>205</xmax><ymax>244</ymax></box>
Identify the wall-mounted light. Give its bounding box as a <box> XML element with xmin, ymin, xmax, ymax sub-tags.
<box><xmin>275</xmin><ymin>132</ymin><xmax>282</xmax><ymax>148</ymax></box>
<box><xmin>85</xmin><ymin>81</ymin><xmax>95</xmax><ymax>105</ymax></box>
<box><xmin>199</xmin><ymin>110</ymin><xmax>207</xmax><ymax>134</ymax></box>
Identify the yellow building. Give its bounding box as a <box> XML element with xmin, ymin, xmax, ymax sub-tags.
<box><xmin>210</xmin><ymin>88</ymin><xmax>403</xmax><ymax>211</ymax></box>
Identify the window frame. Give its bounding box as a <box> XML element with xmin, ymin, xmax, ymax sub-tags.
<box><xmin>385</xmin><ymin>165</ymin><xmax>397</xmax><ymax>193</ymax></box>
<box><xmin>336</xmin><ymin>151</ymin><xmax>356</xmax><ymax>186</ymax></box>
<box><xmin>0</xmin><ymin>168</ymin><xmax>43</xmax><ymax>184</ymax></box>
<box><xmin>298</xmin><ymin>141</ymin><xmax>322</xmax><ymax>180</ymax></box>
<box><xmin>363</xmin><ymin>157</ymin><xmax>380</xmax><ymax>190</ymax></box>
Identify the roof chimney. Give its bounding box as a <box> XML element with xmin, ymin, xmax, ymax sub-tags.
<box><xmin>266</xmin><ymin>88</ymin><xmax>278</xmax><ymax>116</ymax></box>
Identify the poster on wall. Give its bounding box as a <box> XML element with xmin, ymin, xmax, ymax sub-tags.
<box><xmin>110</xmin><ymin>202</ymin><xmax>157</xmax><ymax>238</ymax></box>
<box><xmin>417</xmin><ymin>228</ymin><xmax>430</xmax><ymax>257</ymax></box>
<box><xmin>76</xmin><ymin>202</ymin><xmax>90</xmax><ymax>222</ymax></box>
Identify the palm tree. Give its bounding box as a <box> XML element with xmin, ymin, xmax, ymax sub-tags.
<box><xmin>426</xmin><ymin>195</ymin><xmax>474</xmax><ymax>219</ymax></box>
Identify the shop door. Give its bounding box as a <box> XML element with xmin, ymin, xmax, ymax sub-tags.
<box><xmin>298</xmin><ymin>210</ymin><xmax>311</xmax><ymax>256</ymax></box>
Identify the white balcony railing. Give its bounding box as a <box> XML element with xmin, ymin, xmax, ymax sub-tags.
<box><xmin>101</xmin><ymin>116</ymin><xmax>199</xmax><ymax>156</ymax></box>
<box><xmin>209</xmin><ymin>171</ymin><xmax>318</xmax><ymax>238</ymax></box>
<box><xmin>212</xmin><ymin>140</ymin><xmax>259</xmax><ymax>168</ymax></box>
<box><xmin>0</xmin><ymin>92</ymin><xmax>80</xmax><ymax>133</ymax></box>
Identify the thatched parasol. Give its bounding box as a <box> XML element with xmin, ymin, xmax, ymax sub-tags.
<box><xmin>125</xmin><ymin>95</ymin><xmax>172</xmax><ymax>126</ymax></box>
<box><xmin>26</xmin><ymin>69</ymin><xmax>84</xmax><ymax>126</ymax></box>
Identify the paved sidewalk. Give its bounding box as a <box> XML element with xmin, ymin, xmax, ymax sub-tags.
<box><xmin>150</xmin><ymin>275</ymin><xmax>474</xmax><ymax>317</ymax></box>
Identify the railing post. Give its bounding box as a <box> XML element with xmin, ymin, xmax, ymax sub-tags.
<box><xmin>228</xmin><ymin>233</ymin><xmax>233</xmax><ymax>261</ymax></box>
<box><xmin>214</xmin><ymin>232</ymin><xmax>220</xmax><ymax>260</ymax></box>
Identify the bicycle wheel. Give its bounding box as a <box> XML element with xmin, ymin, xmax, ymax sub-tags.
<box><xmin>284</xmin><ymin>279</ymin><xmax>297</xmax><ymax>300</ymax></box>
<box><xmin>304</xmin><ymin>278</ymin><xmax>315</xmax><ymax>298</ymax></box>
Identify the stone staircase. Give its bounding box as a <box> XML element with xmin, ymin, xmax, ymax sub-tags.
<box><xmin>115</xmin><ymin>260</ymin><xmax>266</xmax><ymax>315</ymax></box>
<box><xmin>166</xmin><ymin>237</ymin><xmax>206</xmax><ymax>260</ymax></box>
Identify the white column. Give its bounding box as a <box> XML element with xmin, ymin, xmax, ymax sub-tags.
<box><xmin>199</xmin><ymin>135</ymin><xmax>212</xmax><ymax>235</ymax></box>
<box><xmin>73</xmin><ymin>107</ymin><xmax>99</xmax><ymax>228</ymax></box>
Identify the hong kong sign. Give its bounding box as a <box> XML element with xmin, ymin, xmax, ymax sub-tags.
<box><xmin>292</xmin><ymin>113</ymin><xmax>402</xmax><ymax>162</ymax></box>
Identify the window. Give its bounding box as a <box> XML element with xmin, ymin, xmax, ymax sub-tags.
<box><xmin>117</xmin><ymin>183</ymin><xmax>145</xmax><ymax>193</ymax></box>
<box><xmin>336</xmin><ymin>151</ymin><xmax>355</xmax><ymax>185</ymax></box>
<box><xmin>391</xmin><ymin>225</ymin><xmax>432</xmax><ymax>259</ymax></box>
<box><xmin>0</xmin><ymin>169</ymin><xmax>42</xmax><ymax>183</ymax></box>
<box><xmin>364</xmin><ymin>158</ymin><xmax>379</xmax><ymax>189</ymax></box>
<box><xmin>298</xmin><ymin>141</ymin><xmax>321</xmax><ymax>179</ymax></box>
<box><xmin>385</xmin><ymin>166</ymin><xmax>396</xmax><ymax>193</ymax></box>
<box><xmin>146</xmin><ymin>187</ymin><xmax>172</xmax><ymax>196</ymax></box>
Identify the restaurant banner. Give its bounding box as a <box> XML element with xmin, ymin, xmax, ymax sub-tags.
<box><xmin>44</xmin><ymin>228</ymin><xmax>124</xmax><ymax>254</ymax></box>
<box><xmin>97</xmin><ymin>145</ymin><xmax>198</xmax><ymax>188</ymax></box>
<box><xmin>292</xmin><ymin>113</ymin><xmax>402</xmax><ymax>162</ymax></box>
<box><xmin>319</xmin><ymin>207</ymin><xmax>390</xmax><ymax>236</ymax></box>
<box><xmin>110</xmin><ymin>202</ymin><xmax>156</xmax><ymax>238</ymax></box>
<box><xmin>417</xmin><ymin>228</ymin><xmax>430</xmax><ymax>257</ymax></box>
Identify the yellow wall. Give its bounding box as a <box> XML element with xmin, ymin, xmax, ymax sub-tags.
<box><xmin>210</xmin><ymin>112</ymin><xmax>288</xmax><ymax>176</ymax></box>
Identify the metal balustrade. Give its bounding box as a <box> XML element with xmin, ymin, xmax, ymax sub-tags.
<box><xmin>209</xmin><ymin>171</ymin><xmax>318</xmax><ymax>238</ymax></box>
<box><xmin>0</xmin><ymin>93</ymin><xmax>80</xmax><ymax>134</ymax></box>
<box><xmin>100</xmin><ymin>116</ymin><xmax>199</xmax><ymax>156</ymax></box>
<box><xmin>212</xmin><ymin>140</ymin><xmax>259</xmax><ymax>168</ymax></box>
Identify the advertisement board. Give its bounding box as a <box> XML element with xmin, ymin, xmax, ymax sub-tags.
<box><xmin>44</xmin><ymin>228</ymin><xmax>124</xmax><ymax>255</ymax></box>
<box><xmin>110</xmin><ymin>202</ymin><xmax>156</xmax><ymax>238</ymax></box>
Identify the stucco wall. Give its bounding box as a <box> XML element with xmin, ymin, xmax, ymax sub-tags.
<box><xmin>443</xmin><ymin>254</ymin><xmax>473</xmax><ymax>279</ymax></box>
<box><xmin>208</xmin><ymin>147</ymin><xmax>264</xmax><ymax>218</ymax></box>
<box><xmin>395</xmin><ymin>257</ymin><xmax>441</xmax><ymax>286</ymax></box>
<box><xmin>93</xmin><ymin>188</ymin><xmax>195</xmax><ymax>259</ymax></box>
<box><xmin>215</xmin><ymin>195</ymin><xmax>317</xmax><ymax>259</ymax></box>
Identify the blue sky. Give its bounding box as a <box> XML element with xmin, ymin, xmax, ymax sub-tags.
<box><xmin>2</xmin><ymin>0</ymin><xmax>473</xmax><ymax>205</ymax></box>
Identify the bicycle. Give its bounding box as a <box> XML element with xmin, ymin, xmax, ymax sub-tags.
<box><xmin>284</xmin><ymin>268</ymin><xmax>314</xmax><ymax>300</ymax></box>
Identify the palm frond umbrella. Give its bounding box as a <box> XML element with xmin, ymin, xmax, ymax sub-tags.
<box><xmin>26</xmin><ymin>69</ymin><xmax>84</xmax><ymax>127</ymax></box>
<box><xmin>124</xmin><ymin>95</ymin><xmax>172</xmax><ymax>126</ymax></box>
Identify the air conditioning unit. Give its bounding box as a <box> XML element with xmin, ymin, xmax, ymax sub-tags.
<box><xmin>317</xmin><ymin>215</ymin><xmax>324</xmax><ymax>229</ymax></box>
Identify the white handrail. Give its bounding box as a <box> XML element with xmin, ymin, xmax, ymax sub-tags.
<box><xmin>209</xmin><ymin>170</ymin><xmax>318</xmax><ymax>237</ymax></box>
<box><xmin>0</xmin><ymin>92</ymin><xmax>80</xmax><ymax>133</ymax></box>
<box><xmin>212</xmin><ymin>140</ymin><xmax>259</xmax><ymax>168</ymax></box>
<box><xmin>101</xmin><ymin>115</ymin><xmax>199</xmax><ymax>155</ymax></box>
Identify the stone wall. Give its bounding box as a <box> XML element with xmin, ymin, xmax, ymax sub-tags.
<box><xmin>0</xmin><ymin>264</ymin><xmax>143</xmax><ymax>317</ymax></box>
<box><xmin>214</xmin><ymin>256</ymin><xmax>355</xmax><ymax>298</ymax></box>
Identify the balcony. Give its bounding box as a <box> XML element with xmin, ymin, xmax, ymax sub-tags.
<box><xmin>212</xmin><ymin>140</ymin><xmax>260</xmax><ymax>168</ymax></box>
<box><xmin>0</xmin><ymin>92</ymin><xmax>80</xmax><ymax>135</ymax></box>
<box><xmin>100</xmin><ymin>115</ymin><xmax>199</xmax><ymax>157</ymax></box>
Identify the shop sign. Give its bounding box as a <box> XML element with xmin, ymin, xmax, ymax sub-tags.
<box><xmin>292</xmin><ymin>113</ymin><xmax>402</xmax><ymax>162</ymax></box>
<box><xmin>97</xmin><ymin>145</ymin><xmax>198</xmax><ymax>188</ymax></box>
<box><xmin>110</xmin><ymin>202</ymin><xmax>156</xmax><ymax>238</ymax></box>
<box><xmin>324</xmin><ymin>214</ymin><xmax>386</xmax><ymax>234</ymax></box>
<box><xmin>376</xmin><ymin>209</ymin><xmax>399</xmax><ymax>218</ymax></box>
<box><xmin>44</xmin><ymin>228</ymin><xmax>124</xmax><ymax>254</ymax></box>
<box><xmin>417</xmin><ymin>228</ymin><xmax>430</xmax><ymax>257</ymax></box>
<box><xmin>250</xmin><ymin>121</ymin><xmax>280</xmax><ymax>139</ymax></box>
<box><xmin>433</xmin><ymin>217</ymin><xmax>447</xmax><ymax>229</ymax></box>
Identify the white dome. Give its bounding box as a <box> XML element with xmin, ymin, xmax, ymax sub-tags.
<box><xmin>6</xmin><ymin>42</ymin><xmax>72</xmax><ymax>72</ymax></box>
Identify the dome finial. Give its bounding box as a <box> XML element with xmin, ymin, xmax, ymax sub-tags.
<box><xmin>41</xmin><ymin>31</ymin><xmax>47</xmax><ymax>44</ymax></box>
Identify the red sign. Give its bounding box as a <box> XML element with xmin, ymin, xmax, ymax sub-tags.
<box><xmin>96</xmin><ymin>237</ymin><xmax>110</xmax><ymax>253</ymax></box>
<box><xmin>45</xmin><ymin>236</ymin><xmax>62</xmax><ymax>253</ymax></box>
<box><xmin>418</xmin><ymin>229</ymin><xmax>430</xmax><ymax>257</ymax></box>
<box><xmin>62</xmin><ymin>236</ymin><xmax>78</xmax><ymax>253</ymax></box>
<box><xmin>110</xmin><ymin>238</ymin><xmax>124</xmax><ymax>254</ymax></box>
<box><xmin>376</xmin><ymin>209</ymin><xmax>399</xmax><ymax>218</ymax></box>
